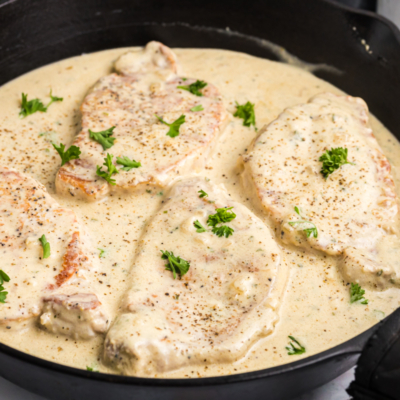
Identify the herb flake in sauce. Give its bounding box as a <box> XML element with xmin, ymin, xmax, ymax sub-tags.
<box><xmin>177</xmin><ymin>80</ymin><xmax>207</xmax><ymax>96</ymax></box>
<box><xmin>161</xmin><ymin>250</ymin><xmax>190</xmax><ymax>279</ymax></box>
<box><xmin>52</xmin><ymin>143</ymin><xmax>81</xmax><ymax>166</ymax></box>
<box><xmin>96</xmin><ymin>153</ymin><xmax>119</xmax><ymax>185</ymax></box>
<box><xmin>319</xmin><ymin>147</ymin><xmax>354</xmax><ymax>179</ymax></box>
<box><xmin>89</xmin><ymin>126</ymin><xmax>116</xmax><ymax>150</ymax></box>
<box><xmin>155</xmin><ymin>114</ymin><xmax>186</xmax><ymax>138</ymax></box>
<box><xmin>39</xmin><ymin>234</ymin><xmax>51</xmax><ymax>259</ymax></box>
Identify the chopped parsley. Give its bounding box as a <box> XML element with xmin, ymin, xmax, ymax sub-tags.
<box><xmin>47</xmin><ymin>90</ymin><xmax>63</xmax><ymax>108</ymax></box>
<box><xmin>19</xmin><ymin>90</ymin><xmax>63</xmax><ymax>118</ymax></box>
<box><xmin>234</xmin><ymin>101</ymin><xmax>256</xmax><ymax>129</ymax></box>
<box><xmin>96</xmin><ymin>153</ymin><xmax>119</xmax><ymax>185</ymax></box>
<box><xmin>98</xmin><ymin>248</ymin><xmax>106</xmax><ymax>258</ymax></box>
<box><xmin>52</xmin><ymin>143</ymin><xmax>81</xmax><ymax>166</ymax></box>
<box><xmin>207</xmin><ymin>207</ymin><xmax>236</xmax><ymax>238</ymax></box>
<box><xmin>207</xmin><ymin>207</ymin><xmax>236</xmax><ymax>227</ymax></box>
<box><xmin>156</xmin><ymin>114</ymin><xmax>186</xmax><ymax>138</ymax></box>
<box><xmin>116</xmin><ymin>156</ymin><xmax>141</xmax><ymax>171</ymax></box>
<box><xmin>190</xmin><ymin>105</ymin><xmax>204</xmax><ymax>112</ymax></box>
<box><xmin>39</xmin><ymin>234</ymin><xmax>51</xmax><ymax>259</ymax></box>
<box><xmin>161</xmin><ymin>250</ymin><xmax>190</xmax><ymax>279</ymax></box>
<box><xmin>286</xmin><ymin>336</ymin><xmax>306</xmax><ymax>355</ymax></box>
<box><xmin>0</xmin><ymin>270</ymin><xmax>10</xmax><ymax>304</ymax></box>
<box><xmin>350</xmin><ymin>283</ymin><xmax>368</xmax><ymax>304</ymax></box>
<box><xmin>193</xmin><ymin>220</ymin><xmax>206</xmax><ymax>233</ymax></box>
<box><xmin>86</xmin><ymin>366</ymin><xmax>99</xmax><ymax>372</ymax></box>
<box><xmin>319</xmin><ymin>147</ymin><xmax>354</xmax><ymax>178</ymax></box>
<box><xmin>198</xmin><ymin>189</ymin><xmax>208</xmax><ymax>198</ymax></box>
<box><xmin>89</xmin><ymin>126</ymin><xmax>116</xmax><ymax>150</ymax></box>
<box><xmin>212</xmin><ymin>225</ymin><xmax>234</xmax><ymax>238</ymax></box>
<box><xmin>288</xmin><ymin>206</ymin><xmax>318</xmax><ymax>238</ymax></box>
<box><xmin>177</xmin><ymin>80</ymin><xmax>207</xmax><ymax>96</ymax></box>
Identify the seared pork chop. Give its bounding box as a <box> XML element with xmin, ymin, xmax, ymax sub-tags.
<box><xmin>103</xmin><ymin>177</ymin><xmax>287</xmax><ymax>376</ymax></box>
<box><xmin>56</xmin><ymin>41</ymin><xmax>228</xmax><ymax>201</ymax></box>
<box><xmin>0</xmin><ymin>166</ymin><xmax>108</xmax><ymax>337</ymax></box>
<box><xmin>242</xmin><ymin>93</ymin><xmax>399</xmax><ymax>289</ymax></box>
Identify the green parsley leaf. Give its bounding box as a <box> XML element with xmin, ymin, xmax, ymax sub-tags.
<box><xmin>19</xmin><ymin>90</ymin><xmax>63</xmax><ymax>118</ymax></box>
<box><xmin>52</xmin><ymin>143</ymin><xmax>81</xmax><ymax>166</ymax></box>
<box><xmin>98</xmin><ymin>248</ymin><xmax>106</xmax><ymax>258</ymax></box>
<box><xmin>0</xmin><ymin>270</ymin><xmax>10</xmax><ymax>285</ymax></box>
<box><xmin>234</xmin><ymin>101</ymin><xmax>257</xmax><ymax>129</ymax></box>
<box><xmin>177</xmin><ymin>80</ymin><xmax>207</xmax><ymax>96</ymax></box>
<box><xmin>155</xmin><ymin>114</ymin><xmax>186</xmax><ymax>138</ymax></box>
<box><xmin>198</xmin><ymin>189</ymin><xmax>208</xmax><ymax>198</ymax></box>
<box><xmin>116</xmin><ymin>156</ymin><xmax>141</xmax><ymax>171</ymax></box>
<box><xmin>194</xmin><ymin>220</ymin><xmax>206</xmax><ymax>233</ymax></box>
<box><xmin>288</xmin><ymin>207</ymin><xmax>318</xmax><ymax>238</ymax></box>
<box><xmin>19</xmin><ymin>93</ymin><xmax>47</xmax><ymax>118</ymax></box>
<box><xmin>0</xmin><ymin>270</ymin><xmax>10</xmax><ymax>302</ymax></box>
<box><xmin>39</xmin><ymin>234</ymin><xmax>51</xmax><ymax>259</ymax></box>
<box><xmin>0</xmin><ymin>289</ymin><xmax>8</xmax><ymax>304</ymax></box>
<box><xmin>207</xmin><ymin>207</ymin><xmax>236</xmax><ymax>227</ymax></box>
<box><xmin>89</xmin><ymin>126</ymin><xmax>116</xmax><ymax>150</ymax></box>
<box><xmin>86</xmin><ymin>367</ymin><xmax>93</xmax><ymax>371</ymax></box>
<box><xmin>96</xmin><ymin>153</ymin><xmax>119</xmax><ymax>185</ymax></box>
<box><xmin>46</xmin><ymin>89</ymin><xmax>63</xmax><ymax>109</ymax></box>
<box><xmin>161</xmin><ymin>250</ymin><xmax>190</xmax><ymax>279</ymax></box>
<box><xmin>286</xmin><ymin>336</ymin><xmax>306</xmax><ymax>355</ymax></box>
<box><xmin>350</xmin><ymin>283</ymin><xmax>368</xmax><ymax>304</ymax></box>
<box><xmin>319</xmin><ymin>147</ymin><xmax>354</xmax><ymax>178</ymax></box>
<box><xmin>190</xmin><ymin>105</ymin><xmax>204</xmax><ymax>112</ymax></box>
<box><xmin>212</xmin><ymin>225</ymin><xmax>234</xmax><ymax>238</ymax></box>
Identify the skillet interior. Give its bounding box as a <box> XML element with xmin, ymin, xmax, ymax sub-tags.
<box><xmin>0</xmin><ymin>0</ymin><xmax>399</xmax><ymax>399</ymax></box>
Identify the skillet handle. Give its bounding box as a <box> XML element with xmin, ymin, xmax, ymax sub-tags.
<box><xmin>347</xmin><ymin>307</ymin><xmax>400</xmax><ymax>400</ymax></box>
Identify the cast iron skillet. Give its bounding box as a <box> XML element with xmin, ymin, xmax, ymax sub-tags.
<box><xmin>0</xmin><ymin>0</ymin><xmax>400</xmax><ymax>399</ymax></box>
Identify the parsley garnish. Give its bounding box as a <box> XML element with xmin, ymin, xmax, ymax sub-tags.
<box><xmin>319</xmin><ymin>147</ymin><xmax>354</xmax><ymax>178</ymax></box>
<box><xmin>19</xmin><ymin>90</ymin><xmax>63</xmax><ymax>118</ymax></box>
<box><xmin>288</xmin><ymin>206</ymin><xmax>318</xmax><ymax>238</ymax></box>
<box><xmin>52</xmin><ymin>143</ymin><xmax>81</xmax><ymax>166</ymax></box>
<box><xmin>207</xmin><ymin>207</ymin><xmax>236</xmax><ymax>238</ymax></box>
<box><xmin>98</xmin><ymin>248</ymin><xmax>106</xmax><ymax>258</ymax></box>
<box><xmin>156</xmin><ymin>115</ymin><xmax>186</xmax><ymax>138</ymax></box>
<box><xmin>190</xmin><ymin>105</ymin><xmax>204</xmax><ymax>112</ymax></box>
<box><xmin>234</xmin><ymin>101</ymin><xmax>257</xmax><ymax>129</ymax></box>
<box><xmin>177</xmin><ymin>80</ymin><xmax>207</xmax><ymax>96</ymax></box>
<box><xmin>116</xmin><ymin>156</ymin><xmax>141</xmax><ymax>171</ymax></box>
<box><xmin>350</xmin><ymin>283</ymin><xmax>368</xmax><ymax>304</ymax></box>
<box><xmin>161</xmin><ymin>250</ymin><xmax>190</xmax><ymax>279</ymax></box>
<box><xmin>0</xmin><ymin>270</ymin><xmax>10</xmax><ymax>304</ymax></box>
<box><xmin>96</xmin><ymin>153</ymin><xmax>119</xmax><ymax>185</ymax></box>
<box><xmin>86</xmin><ymin>367</ymin><xmax>93</xmax><ymax>371</ymax></box>
<box><xmin>212</xmin><ymin>225</ymin><xmax>234</xmax><ymax>238</ymax></box>
<box><xmin>207</xmin><ymin>207</ymin><xmax>236</xmax><ymax>227</ymax></box>
<box><xmin>198</xmin><ymin>189</ymin><xmax>208</xmax><ymax>198</ymax></box>
<box><xmin>39</xmin><ymin>234</ymin><xmax>51</xmax><ymax>259</ymax></box>
<box><xmin>193</xmin><ymin>220</ymin><xmax>206</xmax><ymax>233</ymax></box>
<box><xmin>286</xmin><ymin>336</ymin><xmax>306</xmax><ymax>355</ymax></box>
<box><xmin>89</xmin><ymin>126</ymin><xmax>116</xmax><ymax>150</ymax></box>
<box><xmin>47</xmin><ymin>90</ymin><xmax>63</xmax><ymax>108</ymax></box>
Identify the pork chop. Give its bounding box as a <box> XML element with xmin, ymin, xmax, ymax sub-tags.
<box><xmin>56</xmin><ymin>41</ymin><xmax>228</xmax><ymax>201</ymax></box>
<box><xmin>0</xmin><ymin>166</ymin><xmax>109</xmax><ymax>337</ymax></box>
<box><xmin>242</xmin><ymin>93</ymin><xmax>399</xmax><ymax>289</ymax></box>
<box><xmin>103</xmin><ymin>177</ymin><xmax>287</xmax><ymax>376</ymax></box>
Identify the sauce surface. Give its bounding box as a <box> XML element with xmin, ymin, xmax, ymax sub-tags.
<box><xmin>0</xmin><ymin>47</ymin><xmax>399</xmax><ymax>378</ymax></box>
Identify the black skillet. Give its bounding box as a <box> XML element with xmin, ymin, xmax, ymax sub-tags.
<box><xmin>0</xmin><ymin>0</ymin><xmax>400</xmax><ymax>399</ymax></box>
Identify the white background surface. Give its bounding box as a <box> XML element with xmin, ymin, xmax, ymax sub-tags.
<box><xmin>1</xmin><ymin>1</ymin><xmax>399</xmax><ymax>399</ymax></box>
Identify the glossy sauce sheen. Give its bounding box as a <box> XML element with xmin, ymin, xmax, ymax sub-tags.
<box><xmin>0</xmin><ymin>48</ymin><xmax>399</xmax><ymax>378</ymax></box>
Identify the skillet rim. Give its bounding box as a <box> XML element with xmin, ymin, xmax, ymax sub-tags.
<box><xmin>0</xmin><ymin>0</ymin><xmax>399</xmax><ymax>388</ymax></box>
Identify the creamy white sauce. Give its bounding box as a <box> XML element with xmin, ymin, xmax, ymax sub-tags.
<box><xmin>0</xmin><ymin>47</ymin><xmax>399</xmax><ymax>378</ymax></box>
